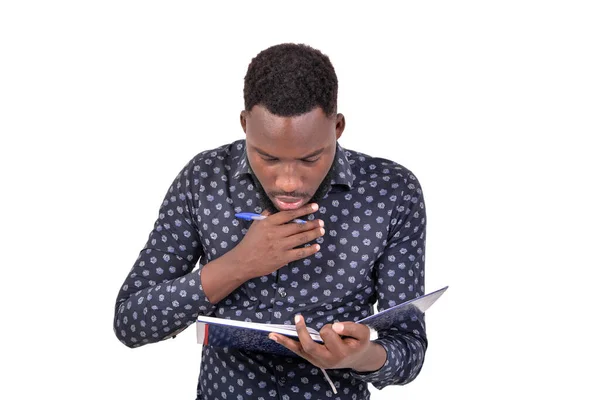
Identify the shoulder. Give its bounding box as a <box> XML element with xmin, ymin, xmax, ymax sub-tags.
<box><xmin>343</xmin><ymin>147</ymin><xmax>423</xmax><ymax>195</ymax></box>
<box><xmin>179</xmin><ymin>139</ymin><xmax>245</xmax><ymax>177</ymax></box>
<box><xmin>187</xmin><ymin>139</ymin><xmax>244</xmax><ymax>166</ymax></box>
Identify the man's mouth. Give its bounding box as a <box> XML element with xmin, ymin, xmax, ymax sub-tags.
<box><xmin>273</xmin><ymin>196</ymin><xmax>306</xmax><ymax>210</ymax></box>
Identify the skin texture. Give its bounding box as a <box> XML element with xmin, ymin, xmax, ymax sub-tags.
<box><xmin>200</xmin><ymin>105</ymin><xmax>386</xmax><ymax>373</ymax></box>
<box><xmin>241</xmin><ymin>105</ymin><xmax>344</xmax><ymax>212</ymax></box>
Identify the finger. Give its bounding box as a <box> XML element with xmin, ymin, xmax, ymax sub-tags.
<box><xmin>282</xmin><ymin>226</ymin><xmax>325</xmax><ymax>249</ymax></box>
<box><xmin>269</xmin><ymin>334</ymin><xmax>324</xmax><ymax>367</ymax></box>
<box><xmin>268</xmin><ymin>203</ymin><xmax>319</xmax><ymax>225</ymax></box>
<box><xmin>331</xmin><ymin>322</ymin><xmax>372</xmax><ymax>342</ymax></box>
<box><xmin>277</xmin><ymin>218</ymin><xmax>324</xmax><ymax>238</ymax></box>
<box><xmin>284</xmin><ymin>243</ymin><xmax>321</xmax><ymax>263</ymax></box>
<box><xmin>269</xmin><ymin>333</ymin><xmax>304</xmax><ymax>355</ymax></box>
<box><xmin>318</xmin><ymin>324</ymin><xmax>346</xmax><ymax>355</ymax></box>
<box><xmin>294</xmin><ymin>314</ymin><xmax>328</xmax><ymax>357</ymax></box>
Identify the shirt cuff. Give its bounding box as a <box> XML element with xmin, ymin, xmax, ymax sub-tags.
<box><xmin>349</xmin><ymin>338</ymin><xmax>399</xmax><ymax>389</ymax></box>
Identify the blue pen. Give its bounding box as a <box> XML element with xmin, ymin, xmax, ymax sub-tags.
<box><xmin>235</xmin><ymin>212</ymin><xmax>307</xmax><ymax>224</ymax></box>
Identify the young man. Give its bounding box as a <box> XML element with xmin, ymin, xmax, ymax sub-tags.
<box><xmin>114</xmin><ymin>43</ymin><xmax>427</xmax><ymax>400</ymax></box>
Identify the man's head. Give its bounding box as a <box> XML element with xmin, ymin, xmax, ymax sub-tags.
<box><xmin>241</xmin><ymin>43</ymin><xmax>345</xmax><ymax>213</ymax></box>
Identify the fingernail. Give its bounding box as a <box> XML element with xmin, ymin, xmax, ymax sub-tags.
<box><xmin>315</xmin><ymin>244</ymin><xmax>320</xmax><ymax>251</ymax></box>
<box><xmin>269</xmin><ymin>334</ymin><xmax>277</xmax><ymax>342</ymax></box>
<box><xmin>318</xmin><ymin>220</ymin><xmax>324</xmax><ymax>227</ymax></box>
<box><xmin>332</xmin><ymin>323</ymin><xmax>343</xmax><ymax>333</ymax></box>
<box><xmin>311</xmin><ymin>203</ymin><xmax>318</xmax><ymax>211</ymax></box>
<box><xmin>295</xmin><ymin>314</ymin><xmax>302</xmax><ymax>324</ymax></box>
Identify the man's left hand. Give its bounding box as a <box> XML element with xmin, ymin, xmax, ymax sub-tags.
<box><xmin>269</xmin><ymin>315</ymin><xmax>387</xmax><ymax>372</ymax></box>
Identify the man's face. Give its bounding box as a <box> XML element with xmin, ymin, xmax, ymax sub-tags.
<box><xmin>241</xmin><ymin>105</ymin><xmax>345</xmax><ymax>213</ymax></box>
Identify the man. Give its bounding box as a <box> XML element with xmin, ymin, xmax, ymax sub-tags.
<box><xmin>114</xmin><ymin>43</ymin><xmax>427</xmax><ymax>400</ymax></box>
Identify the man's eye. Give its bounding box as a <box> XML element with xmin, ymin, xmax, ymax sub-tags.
<box><xmin>302</xmin><ymin>158</ymin><xmax>320</xmax><ymax>164</ymax></box>
<box><xmin>261</xmin><ymin>157</ymin><xmax>278</xmax><ymax>162</ymax></box>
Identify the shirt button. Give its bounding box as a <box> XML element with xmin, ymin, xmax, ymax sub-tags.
<box><xmin>278</xmin><ymin>287</ymin><xmax>287</xmax><ymax>297</ymax></box>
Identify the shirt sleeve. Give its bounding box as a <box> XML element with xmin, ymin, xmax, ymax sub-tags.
<box><xmin>350</xmin><ymin>170</ymin><xmax>427</xmax><ymax>388</ymax></box>
<box><xmin>113</xmin><ymin>158</ymin><xmax>217</xmax><ymax>348</ymax></box>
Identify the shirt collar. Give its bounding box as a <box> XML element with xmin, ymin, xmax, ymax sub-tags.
<box><xmin>232</xmin><ymin>141</ymin><xmax>251</xmax><ymax>179</ymax></box>
<box><xmin>232</xmin><ymin>141</ymin><xmax>354</xmax><ymax>190</ymax></box>
<box><xmin>329</xmin><ymin>142</ymin><xmax>355</xmax><ymax>189</ymax></box>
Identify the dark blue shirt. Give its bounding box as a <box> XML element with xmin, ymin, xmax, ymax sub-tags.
<box><xmin>114</xmin><ymin>139</ymin><xmax>427</xmax><ymax>399</ymax></box>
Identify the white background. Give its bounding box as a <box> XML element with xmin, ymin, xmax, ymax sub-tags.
<box><xmin>1</xmin><ymin>1</ymin><xmax>599</xmax><ymax>399</ymax></box>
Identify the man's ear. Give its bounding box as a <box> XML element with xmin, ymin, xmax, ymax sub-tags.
<box><xmin>240</xmin><ymin>110</ymin><xmax>248</xmax><ymax>134</ymax></box>
<box><xmin>335</xmin><ymin>113</ymin><xmax>346</xmax><ymax>140</ymax></box>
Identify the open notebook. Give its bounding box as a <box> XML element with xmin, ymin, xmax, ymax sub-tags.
<box><xmin>197</xmin><ymin>286</ymin><xmax>448</xmax><ymax>357</ymax></box>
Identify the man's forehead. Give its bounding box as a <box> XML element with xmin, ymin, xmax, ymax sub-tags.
<box><xmin>245</xmin><ymin>106</ymin><xmax>335</xmax><ymax>155</ymax></box>
<box><xmin>247</xmin><ymin>105</ymin><xmax>331</xmax><ymax>129</ymax></box>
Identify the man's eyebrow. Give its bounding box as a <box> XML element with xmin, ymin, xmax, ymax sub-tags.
<box><xmin>300</xmin><ymin>148</ymin><xmax>325</xmax><ymax>159</ymax></box>
<box><xmin>252</xmin><ymin>146</ymin><xmax>326</xmax><ymax>159</ymax></box>
<box><xmin>252</xmin><ymin>146</ymin><xmax>277</xmax><ymax>158</ymax></box>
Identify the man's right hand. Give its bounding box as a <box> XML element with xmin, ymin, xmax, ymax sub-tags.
<box><xmin>231</xmin><ymin>203</ymin><xmax>325</xmax><ymax>279</ymax></box>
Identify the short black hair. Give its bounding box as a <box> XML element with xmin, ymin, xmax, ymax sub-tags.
<box><xmin>244</xmin><ymin>43</ymin><xmax>338</xmax><ymax>117</ymax></box>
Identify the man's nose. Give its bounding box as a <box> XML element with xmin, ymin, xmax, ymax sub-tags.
<box><xmin>275</xmin><ymin>165</ymin><xmax>302</xmax><ymax>194</ymax></box>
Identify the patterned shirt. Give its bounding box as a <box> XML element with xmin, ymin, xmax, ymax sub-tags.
<box><xmin>114</xmin><ymin>139</ymin><xmax>427</xmax><ymax>400</ymax></box>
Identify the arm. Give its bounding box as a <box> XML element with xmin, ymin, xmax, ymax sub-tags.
<box><xmin>113</xmin><ymin>159</ymin><xmax>326</xmax><ymax>348</ymax></box>
<box><xmin>349</xmin><ymin>171</ymin><xmax>428</xmax><ymax>388</ymax></box>
<box><xmin>113</xmin><ymin>160</ymin><xmax>215</xmax><ymax>348</ymax></box>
